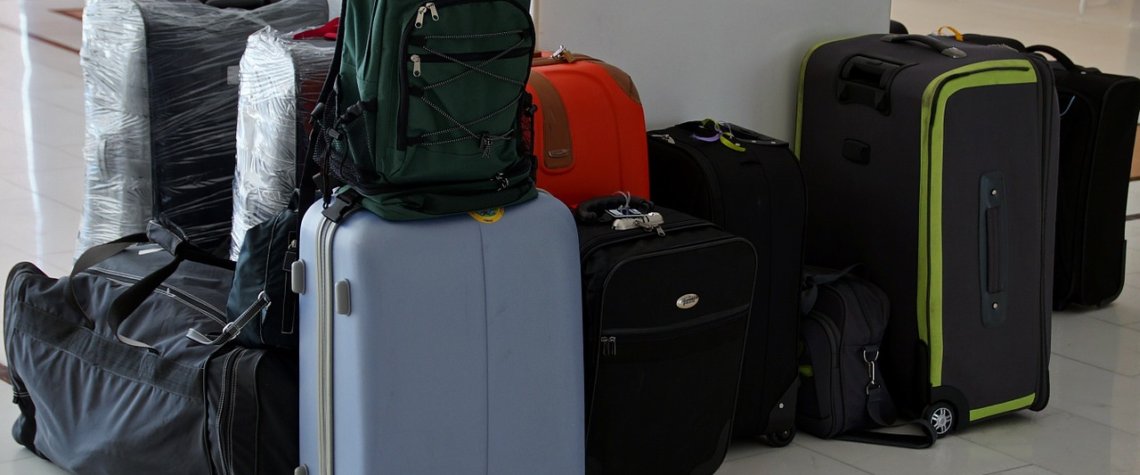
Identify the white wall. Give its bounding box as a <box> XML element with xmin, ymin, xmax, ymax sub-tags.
<box><xmin>537</xmin><ymin>0</ymin><xmax>891</xmax><ymax>141</ymax></box>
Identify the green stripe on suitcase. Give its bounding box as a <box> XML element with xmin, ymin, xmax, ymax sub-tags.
<box><xmin>969</xmin><ymin>393</ymin><xmax>1036</xmax><ymax>421</ymax></box>
<box><xmin>918</xmin><ymin>59</ymin><xmax>1037</xmax><ymax>388</ymax></box>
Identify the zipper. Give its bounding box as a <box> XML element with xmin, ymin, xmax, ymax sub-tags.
<box><xmin>1034</xmin><ymin>58</ymin><xmax>1055</xmax><ymax>399</ymax></box>
<box><xmin>88</xmin><ymin>265</ymin><xmax>227</xmax><ymax>319</ymax></box>
<box><xmin>604</xmin><ymin>304</ymin><xmax>751</xmax><ymax>340</ymax></box>
<box><xmin>221</xmin><ymin>349</ymin><xmax>245</xmax><ymax>475</ymax></box>
<box><xmin>315</xmin><ymin>217</ymin><xmax>338</xmax><ymax>475</ymax></box>
<box><xmin>579</xmin><ymin>219</ymin><xmax>712</xmax><ymax>260</ymax></box>
<box><xmin>599</xmin><ymin>304</ymin><xmax>750</xmax><ymax>357</ymax></box>
<box><xmin>87</xmin><ymin>268</ymin><xmax>226</xmax><ymax>325</ymax></box>
<box><xmin>805</xmin><ymin>312</ymin><xmax>844</xmax><ymax>434</ymax></box>
<box><xmin>396</xmin><ymin>0</ymin><xmax>534</xmax><ymax>150</ymax></box>
<box><xmin>407</xmin><ymin>46</ymin><xmax>533</xmax><ymax>80</ymax></box>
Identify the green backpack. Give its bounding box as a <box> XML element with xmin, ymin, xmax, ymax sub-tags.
<box><xmin>317</xmin><ymin>0</ymin><xmax>538</xmax><ymax>219</ymax></box>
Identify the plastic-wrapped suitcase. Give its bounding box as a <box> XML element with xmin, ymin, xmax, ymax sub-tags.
<box><xmin>230</xmin><ymin>27</ymin><xmax>335</xmax><ymax>259</ymax></box>
<box><xmin>528</xmin><ymin>49</ymin><xmax>650</xmax><ymax>208</ymax></box>
<box><xmin>576</xmin><ymin>197</ymin><xmax>755</xmax><ymax>474</ymax></box>
<box><xmin>76</xmin><ymin>0</ymin><xmax>155</xmax><ymax>256</ymax></box>
<box><xmin>797</xmin><ymin>34</ymin><xmax>1058</xmax><ymax>437</ymax></box>
<box><xmin>294</xmin><ymin>191</ymin><xmax>584</xmax><ymax>475</ymax></box>
<box><xmin>139</xmin><ymin>0</ymin><xmax>328</xmax><ymax>251</ymax></box>
<box><xmin>647</xmin><ymin>120</ymin><xmax>805</xmax><ymax>446</ymax></box>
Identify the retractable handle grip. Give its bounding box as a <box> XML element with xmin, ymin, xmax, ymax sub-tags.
<box><xmin>881</xmin><ymin>34</ymin><xmax>967</xmax><ymax>59</ymax></box>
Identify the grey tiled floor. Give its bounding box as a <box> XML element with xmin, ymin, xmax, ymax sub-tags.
<box><xmin>3</xmin><ymin>0</ymin><xmax>1140</xmax><ymax>473</ymax></box>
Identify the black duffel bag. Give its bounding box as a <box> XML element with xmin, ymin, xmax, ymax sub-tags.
<box><xmin>3</xmin><ymin>223</ymin><xmax>297</xmax><ymax>475</ymax></box>
<box><xmin>796</xmin><ymin>266</ymin><xmax>936</xmax><ymax>449</ymax></box>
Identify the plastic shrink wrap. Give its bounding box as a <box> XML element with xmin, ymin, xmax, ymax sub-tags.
<box><xmin>76</xmin><ymin>0</ymin><xmax>327</xmax><ymax>256</ymax></box>
<box><xmin>76</xmin><ymin>0</ymin><xmax>154</xmax><ymax>257</ymax></box>
<box><xmin>230</xmin><ymin>27</ymin><xmax>334</xmax><ymax>259</ymax></box>
<box><xmin>141</xmin><ymin>0</ymin><xmax>328</xmax><ymax>253</ymax></box>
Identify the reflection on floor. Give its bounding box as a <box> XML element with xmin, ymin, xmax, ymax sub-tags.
<box><xmin>2</xmin><ymin>0</ymin><xmax>1140</xmax><ymax>474</ymax></box>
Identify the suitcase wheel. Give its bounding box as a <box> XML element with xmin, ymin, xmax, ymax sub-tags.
<box><xmin>763</xmin><ymin>427</ymin><xmax>796</xmax><ymax>447</ymax></box>
<box><xmin>923</xmin><ymin>401</ymin><xmax>957</xmax><ymax>438</ymax></box>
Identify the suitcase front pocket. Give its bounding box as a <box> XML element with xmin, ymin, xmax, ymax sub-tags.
<box><xmin>588</xmin><ymin>306</ymin><xmax>748</xmax><ymax>474</ymax></box>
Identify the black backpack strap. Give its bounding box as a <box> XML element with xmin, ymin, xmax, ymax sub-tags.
<box><xmin>306</xmin><ymin>1</ymin><xmax>350</xmax><ymax>205</ymax></box>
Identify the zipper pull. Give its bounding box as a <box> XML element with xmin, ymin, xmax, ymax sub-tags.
<box><xmin>610</xmin><ymin>336</ymin><xmax>617</xmax><ymax>356</ymax></box>
<box><xmin>480</xmin><ymin>134</ymin><xmax>494</xmax><ymax>158</ymax></box>
<box><xmin>415</xmin><ymin>5</ymin><xmax>428</xmax><ymax>28</ymax></box>
<box><xmin>492</xmin><ymin>172</ymin><xmax>509</xmax><ymax>191</ymax></box>
<box><xmin>411</xmin><ymin>54</ymin><xmax>422</xmax><ymax>77</ymax></box>
<box><xmin>427</xmin><ymin>2</ymin><xmax>439</xmax><ymax>21</ymax></box>
<box><xmin>651</xmin><ymin>133</ymin><xmax>675</xmax><ymax>145</ymax></box>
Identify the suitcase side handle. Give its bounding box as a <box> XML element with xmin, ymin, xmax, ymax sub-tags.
<box><xmin>880</xmin><ymin>34</ymin><xmax>967</xmax><ymax>59</ymax></box>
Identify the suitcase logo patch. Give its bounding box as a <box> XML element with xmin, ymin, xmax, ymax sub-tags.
<box><xmin>676</xmin><ymin>293</ymin><xmax>700</xmax><ymax>310</ymax></box>
<box><xmin>468</xmin><ymin>207</ymin><xmax>505</xmax><ymax>224</ymax></box>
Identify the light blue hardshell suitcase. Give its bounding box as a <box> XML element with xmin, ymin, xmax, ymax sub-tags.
<box><xmin>294</xmin><ymin>191</ymin><xmax>585</xmax><ymax>475</ymax></box>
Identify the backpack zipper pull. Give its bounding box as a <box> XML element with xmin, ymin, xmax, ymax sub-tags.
<box><xmin>411</xmin><ymin>54</ymin><xmax>422</xmax><ymax>77</ymax></box>
<box><xmin>480</xmin><ymin>134</ymin><xmax>494</xmax><ymax>158</ymax></box>
<box><xmin>492</xmin><ymin>172</ymin><xmax>509</xmax><ymax>191</ymax></box>
<box><xmin>416</xmin><ymin>2</ymin><xmax>438</xmax><ymax>28</ymax></box>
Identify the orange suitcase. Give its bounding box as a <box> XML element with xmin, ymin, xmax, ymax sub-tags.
<box><xmin>528</xmin><ymin>50</ymin><xmax>650</xmax><ymax>208</ymax></box>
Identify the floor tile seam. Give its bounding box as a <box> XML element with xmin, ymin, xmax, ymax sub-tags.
<box><xmin>0</xmin><ymin>175</ymin><xmax>87</xmax><ymax>213</ymax></box>
<box><xmin>1048</xmin><ymin>353</ymin><xmax>1140</xmax><ymax>377</ymax></box>
<box><xmin>982</xmin><ymin>464</ymin><xmax>1032</xmax><ymax>475</ymax></box>
<box><xmin>958</xmin><ymin>406</ymin><xmax>1138</xmax><ymax>458</ymax></box>
<box><xmin>788</xmin><ymin>439</ymin><xmax>878</xmax><ymax>475</ymax></box>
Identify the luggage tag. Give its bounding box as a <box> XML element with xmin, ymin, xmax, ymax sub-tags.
<box><xmin>608</xmin><ymin>196</ymin><xmax>666</xmax><ymax>236</ymax></box>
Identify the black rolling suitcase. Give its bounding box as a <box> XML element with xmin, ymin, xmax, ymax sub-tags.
<box><xmin>797</xmin><ymin>34</ymin><xmax>1058</xmax><ymax>436</ymax></box>
<box><xmin>648</xmin><ymin>120</ymin><xmax>805</xmax><ymax>446</ymax></box>
<box><xmin>942</xmin><ymin>35</ymin><xmax>1140</xmax><ymax>309</ymax></box>
<box><xmin>576</xmin><ymin>196</ymin><xmax>755</xmax><ymax>475</ymax></box>
<box><xmin>1029</xmin><ymin>46</ymin><xmax>1140</xmax><ymax>309</ymax></box>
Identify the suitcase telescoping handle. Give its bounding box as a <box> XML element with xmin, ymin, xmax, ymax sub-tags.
<box><xmin>880</xmin><ymin>34</ymin><xmax>967</xmax><ymax>59</ymax></box>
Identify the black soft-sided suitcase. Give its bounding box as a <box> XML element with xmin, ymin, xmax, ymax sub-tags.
<box><xmin>797</xmin><ymin>34</ymin><xmax>1058</xmax><ymax>436</ymax></box>
<box><xmin>576</xmin><ymin>198</ymin><xmax>755</xmax><ymax>475</ymax></box>
<box><xmin>1031</xmin><ymin>45</ymin><xmax>1140</xmax><ymax>309</ymax></box>
<box><xmin>942</xmin><ymin>36</ymin><xmax>1140</xmax><ymax>308</ymax></box>
<box><xmin>648</xmin><ymin>121</ymin><xmax>805</xmax><ymax>446</ymax></box>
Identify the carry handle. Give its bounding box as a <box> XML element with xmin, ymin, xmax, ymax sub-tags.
<box><xmin>881</xmin><ymin>34</ymin><xmax>967</xmax><ymax>59</ymax></box>
<box><xmin>67</xmin><ymin>225</ymin><xmax>235</xmax><ymax>350</ymax></box>
<box><xmin>979</xmin><ymin>173</ymin><xmax>1007</xmax><ymax>328</ymax></box>
<box><xmin>575</xmin><ymin>193</ymin><xmax>654</xmax><ymax>224</ymax></box>
<box><xmin>837</xmin><ymin>56</ymin><xmax>903</xmax><ymax>113</ymax></box>
<box><xmin>1026</xmin><ymin>44</ymin><xmax>1081</xmax><ymax>72</ymax></box>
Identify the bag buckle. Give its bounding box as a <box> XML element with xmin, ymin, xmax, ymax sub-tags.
<box><xmin>863</xmin><ymin>347</ymin><xmax>881</xmax><ymax>394</ymax></box>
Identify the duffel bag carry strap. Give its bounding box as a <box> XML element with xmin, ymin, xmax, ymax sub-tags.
<box><xmin>68</xmin><ymin>225</ymin><xmax>235</xmax><ymax>349</ymax></box>
<box><xmin>837</xmin><ymin>421</ymin><xmax>937</xmax><ymax>449</ymax></box>
<box><xmin>838</xmin><ymin>346</ymin><xmax>936</xmax><ymax>449</ymax></box>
